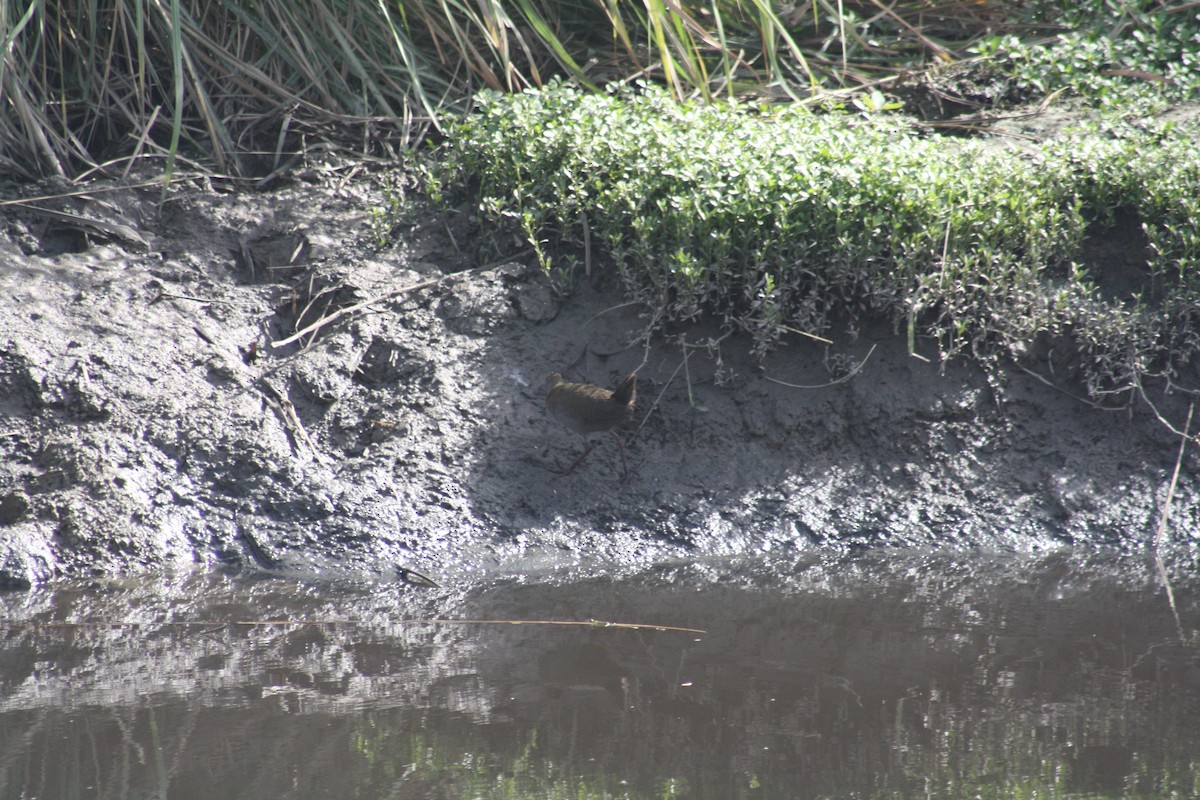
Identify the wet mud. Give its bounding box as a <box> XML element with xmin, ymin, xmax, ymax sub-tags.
<box><xmin>1</xmin><ymin>163</ymin><xmax>1197</xmax><ymax>589</ymax></box>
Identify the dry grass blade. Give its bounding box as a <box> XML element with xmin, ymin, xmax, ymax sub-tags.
<box><xmin>7</xmin><ymin>201</ymin><xmax>149</xmax><ymax>249</ymax></box>
<box><xmin>867</xmin><ymin>0</ymin><xmax>958</xmax><ymax>62</ymax></box>
<box><xmin>271</xmin><ymin>255</ymin><xmax>528</xmax><ymax>348</ymax></box>
<box><xmin>512</xmin><ymin>0</ymin><xmax>597</xmax><ymax>89</ymax></box>
<box><xmin>378</xmin><ymin>2</ymin><xmax>445</xmax><ymax>124</ymax></box>
<box><xmin>1</xmin><ymin>68</ymin><xmax>67</xmax><ymax>179</ymax></box>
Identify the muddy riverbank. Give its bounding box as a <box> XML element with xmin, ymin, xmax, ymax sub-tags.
<box><xmin>1</xmin><ymin>163</ymin><xmax>1197</xmax><ymax>589</ymax></box>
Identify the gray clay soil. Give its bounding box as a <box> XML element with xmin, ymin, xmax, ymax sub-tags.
<box><xmin>1</xmin><ymin>158</ymin><xmax>1197</xmax><ymax>589</ymax></box>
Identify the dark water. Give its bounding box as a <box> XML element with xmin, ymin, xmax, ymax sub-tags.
<box><xmin>1</xmin><ymin>548</ymin><xmax>1197</xmax><ymax>800</ymax></box>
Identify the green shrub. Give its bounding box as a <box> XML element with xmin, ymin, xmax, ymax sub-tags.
<box><xmin>445</xmin><ymin>81</ymin><xmax>1200</xmax><ymax>398</ymax></box>
<box><xmin>973</xmin><ymin>0</ymin><xmax>1200</xmax><ymax>105</ymax></box>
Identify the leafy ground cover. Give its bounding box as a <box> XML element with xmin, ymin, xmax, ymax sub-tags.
<box><xmin>441</xmin><ymin>81</ymin><xmax>1200</xmax><ymax>403</ymax></box>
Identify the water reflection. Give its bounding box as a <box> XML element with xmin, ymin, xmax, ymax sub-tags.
<box><xmin>1</xmin><ymin>549</ymin><xmax>1197</xmax><ymax>799</ymax></box>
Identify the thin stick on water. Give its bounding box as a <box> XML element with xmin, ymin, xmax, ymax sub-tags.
<box><xmin>1154</xmin><ymin>401</ymin><xmax>1193</xmax><ymax>548</ymax></box>
<box><xmin>1154</xmin><ymin>553</ymin><xmax>1185</xmax><ymax>642</ymax></box>
<box><xmin>1153</xmin><ymin>401</ymin><xmax>1192</xmax><ymax>642</ymax></box>
<box><xmin>4</xmin><ymin>618</ymin><xmax>707</xmax><ymax>634</ymax></box>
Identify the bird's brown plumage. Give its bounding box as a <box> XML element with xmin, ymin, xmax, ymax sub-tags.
<box><xmin>545</xmin><ymin>372</ymin><xmax>637</xmax><ymax>479</ymax></box>
<box><xmin>546</xmin><ymin>372</ymin><xmax>636</xmax><ymax>434</ymax></box>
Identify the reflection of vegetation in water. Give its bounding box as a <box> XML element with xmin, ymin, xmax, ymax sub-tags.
<box><xmin>2</xmin><ymin>562</ymin><xmax>1197</xmax><ymax>800</ymax></box>
<box><xmin>895</xmin><ymin>691</ymin><xmax>1200</xmax><ymax>799</ymax></box>
<box><xmin>348</xmin><ymin>720</ymin><xmax>699</xmax><ymax>798</ymax></box>
<box><xmin>331</xmin><ymin>686</ymin><xmax>1199</xmax><ymax>799</ymax></box>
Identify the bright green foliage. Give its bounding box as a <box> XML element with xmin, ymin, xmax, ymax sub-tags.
<box><xmin>446</xmin><ymin>81</ymin><xmax>1200</xmax><ymax>398</ymax></box>
<box><xmin>974</xmin><ymin>0</ymin><xmax>1200</xmax><ymax>104</ymax></box>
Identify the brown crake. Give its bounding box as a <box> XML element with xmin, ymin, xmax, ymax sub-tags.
<box><xmin>545</xmin><ymin>372</ymin><xmax>637</xmax><ymax>479</ymax></box>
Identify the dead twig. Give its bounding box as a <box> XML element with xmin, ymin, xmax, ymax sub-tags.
<box><xmin>778</xmin><ymin>325</ymin><xmax>833</xmax><ymax>345</ymax></box>
<box><xmin>149</xmin><ymin>289</ymin><xmax>233</xmax><ymax>306</ymax></box>
<box><xmin>7</xmin><ymin>200</ymin><xmax>149</xmax><ymax>250</ymax></box>
<box><xmin>634</xmin><ymin>333</ymin><xmax>732</xmax><ymax>435</ymax></box>
<box><xmin>270</xmin><ymin>254</ymin><xmax>529</xmax><ymax>348</ymax></box>
<box><xmin>765</xmin><ymin>344</ymin><xmax>877</xmax><ymax>389</ymax></box>
<box><xmin>1015</xmin><ymin>363</ymin><xmax>1110</xmax><ymax>410</ymax></box>
<box><xmin>261</xmin><ymin>380</ymin><xmax>328</xmax><ymax>464</ymax></box>
<box><xmin>1135</xmin><ymin>374</ymin><xmax>1200</xmax><ymax>442</ymax></box>
<box><xmin>635</xmin><ymin>348</ymin><xmax>688</xmax><ymax>436</ymax></box>
<box><xmin>867</xmin><ymin>0</ymin><xmax>958</xmax><ymax>61</ymax></box>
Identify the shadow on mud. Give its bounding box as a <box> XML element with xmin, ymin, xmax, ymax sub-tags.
<box><xmin>456</xmin><ymin>273</ymin><xmax>1191</xmax><ymax>564</ymax></box>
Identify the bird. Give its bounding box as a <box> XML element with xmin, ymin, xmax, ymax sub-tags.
<box><xmin>545</xmin><ymin>371</ymin><xmax>637</xmax><ymax>479</ymax></box>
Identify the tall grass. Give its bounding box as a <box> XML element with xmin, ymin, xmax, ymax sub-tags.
<box><xmin>2</xmin><ymin>1</ymin><xmax>454</xmax><ymax>179</ymax></box>
<box><xmin>1</xmin><ymin>0</ymin><xmax>1028</xmax><ymax>181</ymax></box>
<box><xmin>4</xmin><ymin>2</ymin><xmax>1193</xmax><ymax>180</ymax></box>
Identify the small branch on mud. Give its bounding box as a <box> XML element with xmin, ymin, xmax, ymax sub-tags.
<box><xmin>779</xmin><ymin>324</ymin><xmax>833</xmax><ymax>345</ymax></box>
<box><xmin>289</xmin><ymin>278</ymin><xmax>342</xmax><ymax>342</ymax></box>
<box><xmin>765</xmin><ymin>344</ymin><xmax>877</xmax><ymax>389</ymax></box>
<box><xmin>149</xmin><ymin>289</ymin><xmax>233</xmax><ymax>306</ymax></box>
<box><xmin>636</xmin><ymin>347</ymin><xmax>689</xmax><ymax>437</ymax></box>
<box><xmin>1152</xmin><ymin>399</ymin><xmax>1191</xmax><ymax>642</ymax></box>
<box><xmin>635</xmin><ymin>333</ymin><xmax>730</xmax><ymax>435</ymax></box>
<box><xmin>270</xmin><ymin>254</ymin><xmax>529</xmax><ymax>349</ymax></box>
<box><xmin>1135</xmin><ymin>374</ymin><xmax>1200</xmax><ymax>443</ymax></box>
<box><xmin>261</xmin><ymin>381</ymin><xmax>329</xmax><ymax>464</ymax></box>
<box><xmin>1015</xmin><ymin>363</ymin><xmax>1109</xmax><ymax>409</ymax></box>
<box><xmin>584</xmin><ymin>300</ymin><xmax>643</xmax><ymax>331</ymax></box>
